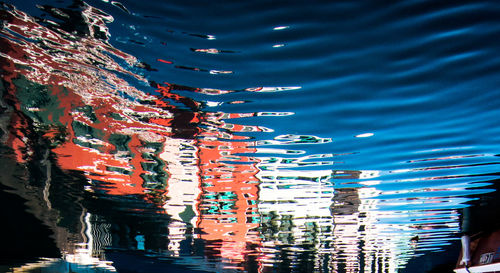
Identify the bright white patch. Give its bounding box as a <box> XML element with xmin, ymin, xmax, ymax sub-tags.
<box><xmin>356</xmin><ymin>133</ymin><xmax>374</xmax><ymax>138</ymax></box>
<box><xmin>273</xmin><ymin>44</ymin><xmax>285</xmax><ymax>48</ymax></box>
<box><xmin>273</xmin><ymin>26</ymin><xmax>289</xmax><ymax>30</ymax></box>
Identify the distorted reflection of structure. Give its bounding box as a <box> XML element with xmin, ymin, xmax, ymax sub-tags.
<box><xmin>0</xmin><ymin>2</ymin><xmax>478</xmax><ymax>273</ymax></box>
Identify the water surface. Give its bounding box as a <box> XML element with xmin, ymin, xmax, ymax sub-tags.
<box><xmin>1</xmin><ymin>1</ymin><xmax>500</xmax><ymax>272</ymax></box>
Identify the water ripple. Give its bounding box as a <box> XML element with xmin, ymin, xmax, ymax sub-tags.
<box><xmin>2</xmin><ymin>1</ymin><xmax>500</xmax><ymax>272</ymax></box>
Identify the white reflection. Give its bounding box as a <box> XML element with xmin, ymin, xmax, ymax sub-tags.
<box><xmin>273</xmin><ymin>26</ymin><xmax>290</xmax><ymax>30</ymax></box>
<box><xmin>160</xmin><ymin>138</ymin><xmax>201</xmax><ymax>256</ymax></box>
<box><xmin>355</xmin><ymin>132</ymin><xmax>374</xmax><ymax>138</ymax></box>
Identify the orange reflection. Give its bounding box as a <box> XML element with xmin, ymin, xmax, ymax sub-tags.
<box><xmin>0</xmin><ymin>4</ymin><xmax>265</xmax><ymax>270</ymax></box>
<box><xmin>196</xmin><ymin>123</ymin><xmax>262</xmax><ymax>267</ymax></box>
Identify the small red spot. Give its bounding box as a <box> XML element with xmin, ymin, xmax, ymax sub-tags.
<box><xmin>157</xmin><ymin>59</ymin><xmax>173</xmax><ymax>64</ymax></box>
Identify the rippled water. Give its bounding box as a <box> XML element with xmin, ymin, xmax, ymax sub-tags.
<box><xmin>2</xmin><ymin>1</ymin><xmax>500</xmax><ymax>272</ymax></box>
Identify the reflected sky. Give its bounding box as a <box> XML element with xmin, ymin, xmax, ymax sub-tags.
<box><xmin>1</xmin><ymin>1</ymin><xmax>500</xmax><ymax>273</ymax></box>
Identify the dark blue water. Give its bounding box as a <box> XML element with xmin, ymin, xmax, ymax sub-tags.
<box><xmin>2</xmin><ymin>0</ymin><xmax>500</xmax><ymax>272</ymax></box>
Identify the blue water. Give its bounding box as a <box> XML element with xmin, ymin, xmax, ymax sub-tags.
<box><xmin>1</xmin><ymin>0</ymin><xmax>500</xmax><ymax>272</ymax></box>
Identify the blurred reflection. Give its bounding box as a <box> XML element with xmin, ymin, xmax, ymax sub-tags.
<box><xmin>0</xmin><ymin>2</ymin><xmax>171</xmax><ymax>271</ymax></box>
<box><xmin>1</xmin><ymin>1</ymin><xmax>498</xmax><ymax>273</ymax></box>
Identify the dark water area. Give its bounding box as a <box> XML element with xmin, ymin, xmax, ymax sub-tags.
<box><xmin>0</xmin><ymin>182</ymin><xmax>60</xmax><ymax>265</ymax></box>
<box><xmin>2</xmin><ymin>0</ymin><xmax>500</xmax><ymax>272</ymax></box>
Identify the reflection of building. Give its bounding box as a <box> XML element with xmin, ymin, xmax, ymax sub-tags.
<box><xmin>196</xmin><ymin>118</ymin><xmax>262</xmax><ymax>270</ymax></box>
<box><xmin>2</xmin><ymin>2</ymin><xmax>468</xmax><ymax>272</ymax></box>
<box><xmin>160</xmin><ymin>137</ymin><xmax>201</xmax><ymax>255</ymax></box>
<box><xmin>0</xmin><ymin>1</ymin><xmax>172</xmax><ymax>200</ymax></box>
<box><xmin>256</xmin><ymin>152</ymin><xmax>335</xmax><ymax>270</ymax></box>
<box><xmin>330</xmin><ymin>169</ymin><xmax>464</xmax><ymax>272</ymax></box>
<box><xmin>1</xmin><ymin>5</ymin><xmax>266</xmax><ymax>271</ymax></box>
<box><xmin>330</xmin><ymin>185</ymin><xmax>403</xmax><ymax>273</ymax></box>
<box><xmin>0</xmin><ymin>3</ymin><xmax>172</xmax><ymax>270</ymax></box>
<box><xmin>330</xmin><ymin>170</ymin><xmax>404</xmax><ymax>273</ymax></box>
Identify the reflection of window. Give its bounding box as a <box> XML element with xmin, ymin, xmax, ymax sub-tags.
<box><xmin>202</xmin><ymin>191</ymin><xmax>237</xmax><ymax>215</ymax></box>
<box><xmin>204</xmin><ymin>191</ymin><xmax>236</xmax><ymax>200</ymax></box>
<box><xmin>218</xmin><ymin>217</ymin><xmax>237</xmax><ymax>223</ymax></box>
<box><xmin>219</xmin><ymin>202</ymin><xmax>235</xmax><ymax>212</ymax></box>
<box><xmin>245</xmin><ymin>205</ymin><xmax>259</xmax><ymax>224</ymax></box>
<box><xmin>204</xmin><ymin>204</ymin><xmax>235</xmax><ymax>215</ymax></box>
<box><xmin>243</xmin><ymin>193</ymin><xmax>255</xmax><ymax>198</ymax></box>
<box><xmin>246</xmin><ymin>216</ymin><xmax>260</xmax><ymax>224</ymax></box>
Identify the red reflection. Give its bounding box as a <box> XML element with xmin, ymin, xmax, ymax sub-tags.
<box><xmin>0</xmin><ymin>4</ymin><xmax>264</xmax><ymax>270</ymax></box>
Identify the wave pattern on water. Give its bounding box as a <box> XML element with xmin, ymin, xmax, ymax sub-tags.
<box><xmin>1</xmin><ymin>1</ymin><xmax>500</xmax><ymax>272</ymax></box>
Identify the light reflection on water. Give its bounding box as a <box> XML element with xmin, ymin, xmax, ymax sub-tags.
<box><xmin>1</xmin><ymin>1</ymin><xmax>500</xmax><ymax>273</ymax></box>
